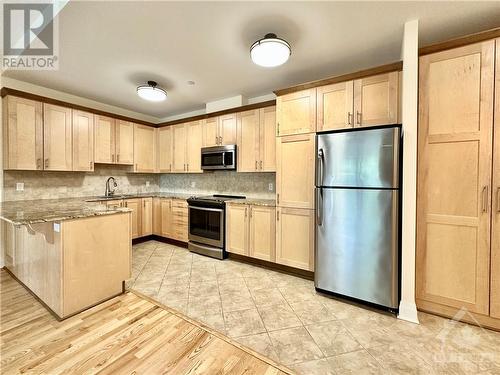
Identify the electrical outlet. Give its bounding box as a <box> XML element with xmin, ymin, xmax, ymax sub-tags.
<box><xmin>146</xmin><ymin>181</ymin><xmax>150</xmax><ymax>187</ymax></box>
<box><xmin>16</xmin><ymin>182</ymin><xmax>24</xmax><ymax>191</ymax></box>
<box><xmin>191</xmin><ymin>181</ymin><xmax>196</xmax><ymax>188</ymax></box>
<box><xmin>268</xmin><ymin>183</ymin><xmax>274</xmax><ymax>191</ymax></box>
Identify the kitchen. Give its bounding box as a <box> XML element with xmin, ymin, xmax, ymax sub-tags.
<box><xmin>1</xmin><ymin>2</ymin><xmax>500</xmax><ymax>374</ymax></box>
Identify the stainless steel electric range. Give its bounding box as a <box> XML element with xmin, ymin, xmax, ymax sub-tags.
<box><xmin>187</xmin><ymin>194</ymin><xmax>245</xmax><ymax>259</ymax></box>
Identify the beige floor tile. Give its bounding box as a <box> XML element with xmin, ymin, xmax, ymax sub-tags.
<box><xmin>258</xmin><ymin>303</ymin><xmax>303</xmax><ymax>332</ymax></box>
<box><xmin>235</xmin><ymin>333</ymin><xmax>279</xmax><ymax>362</ymax></box>
<box><xmin>251</xmin><ymin>288</ymin><xmax>286</xmax><ymax>307</ymax></box>
<box><xmin>244</xmin><ymin>276</ymin><xmax>276</xmax><ymax>291</ymax></box>
<box><xmin>368</xmin><ymin>342</ymin><xmax>435</xmax><ymax>374</ymax></box>
<box><xmin>156</xmin><ymin>297</ymin><xmax>188</xmax><ymax>314</ymax></box>
<box><xmin>218</xmin><ymin>278</ymin><xmax>248</xmax><ymax>294</ymax></box>
<box><xmin>319</xmin><ymin>297</ymin><xmax>368</xmax><ymax>320</ymax></box>
<box><xmin>279</xmin><ymin>285</ymin><xmax>318</xmax><ymax>303</ymax></box>
<box><xmin>191</xmin><ymin>311</ymin><xmax>226</xmax><ymax>334</ymax></box>
<box><xmin>290</xmin><ymin>299</ymin><xmax>337</xmax><ymax>325</ymax></box>
<box><xmin>221</xmin><ymin>290</ymin><xmax>255</xmax><ymax>312</ymax></box>
<box><xmin>188</xmin><ymin>293</ymin><xmax>222</xmax><ymax>315</ymax></box>
<box><xmin>158</xmin><ymin>283</ymin><xmax>189</xmax><ymax>301</ymax></box>
<box><xmin>188</xmin><ymin>280</ymin><xmax>219</xmax><ymax>297</ymax></box>
<box><xmin>306</xmin><ymin>321</ymin><xmax>361</xmax><ymax>357</ymax></box>
<box><xmin>268</xmin><ymin>326</ymin><xmax>324</xmax><ymax>365</ymax></box>
<box><xmin>343</xmin><ymin>325</ymin><xmax>394</xmax><ymax>349</ymax></box>
<box><xmin>290</xmin><ymin>358</ymin><xmax>336</xmax><ymax>375</ymax></box>
<box><xmin>327</xmin><ymin>349</ymin><xmax>383</xmax><ymax>374</ymax></box>
<box><xmin>224</xmin><ymin>308</ymin><xmax>266</xmax><ymax>337</ymax></box>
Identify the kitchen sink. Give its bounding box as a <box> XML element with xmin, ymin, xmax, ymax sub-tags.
<box><xmin>86</xmin><ymin>195</ymin><xmax>128</xmax><ymax>202</ymax></box>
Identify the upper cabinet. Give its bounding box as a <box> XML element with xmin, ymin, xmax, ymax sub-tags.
<box><xmin>158</xmin><ymin>126</ymin><xmax>173</xmax><ymax>173</ymax></box>
<box><xmin>172</xmin><ymin>123</ymin><xmax>187</xmax><ymax>172</ymax></box>
<box><xmin>353</xmin><ymin>72</ymin><xmax>399</xmax><ymax>127</ymax></box>
<box><xmin>72</xmin><ymin>110</ymin><xmax>94</xmax><ymax>171</ymax></box>
<box><xmin>276</xmin><ymin>88</ymin><xmax>316</xmax><ymax>136</ymax></box>
<box><xmin>317</xmin><ymin>81</ymin><xmax>354</xmax><ymax>131</ymax></box>
<box><xmin>237</xmin><ymin>106</ymin><xmax>276</xmax><ymax>172</ymax></box>
<box><xmin>186</xmin><ymin>120</ymin><xmax>203</xmax><ymax>173</ymax></box>
<box><xmin>134</xmin><ymin>124</ymin><xmax>156</xmax><ymax>173</ymax></box>
<box><xmin>115</xmin><ymin>120</ymin><xmax>134</xmax><ymax>164</ymax></box>
<box><xmin>43</xmin><ymin>103</ymin><xmax>72</xmax><ymax>171</ymax></box>
<box><xmin>161</xmin><ymin>120</ymin><xmax>203</xmax><ymax>174</ymax></box>
<box><xmin>94</xmin><ymin>115</ymin><xmax>115</xmax><ymax>164</ymax></box>
<box><xmin>3</xmin><ymin>96</ymin><xmax>43</xmax><ymax>170</ymax></box>
<box><xmin>202</xmin><ymin>114</ymin><xmax>237</xmax><ymax>146</ymax></box>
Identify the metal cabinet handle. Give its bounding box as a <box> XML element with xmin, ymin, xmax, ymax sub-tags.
<box><xmin>255</xmin><ymin>161</ymin><xmax>258</xmax><ymax>170</ymax></box>
<box><xmin>277</xmin><ymin>193</ymin><xmax>280</xmax><ymax>205</ymax></box>
<box><xmin>44</xmin><ymin>158</ymin><xmax>49</xmax><ymax>168</ymax></box>
<box><xmin>356</xmin><ymin>111</ymin><xmax>361</xmax><ymax>126</ymax></box>
<box><xmin>497</xmin><ymin>187</ymin><xmax>500</xmax><ymax>213</ymax></box>
<box><xmin>277</xmin><ymin>122</ymin><xmax>280</xmax><ymax>136</ymax></box>
<box><xmin>90</xmin><ymin>161</ymin><xmax>93</xmax><ymax>169</ymax></box>
<box><xmin>169</xmin><ymin>163</ymin><xmax>172</xmax><ymax>172</ymax></box>
<box><xmin>117</xmin><ymin>154</ymin><xmax>120</xmax><ymax>163</ymax></box>
<box><xmin>37</xmin><ymin>158</ymin><xmax>41</xmax><ymax>170</ymax></box>
<box><xmin>112</xmin><ymin>154</ymin><xmax>115</xmax><ymax>163</ymax></box>
<box><xmin>219</xmin><ymin>136</ymin><xmax>223</xmax><ymax>144</ymax></box>
<box><xmin>187</xmin><ymin>163</ymin><xmax>189</xmax><ymax>171</ymax></box>
<box><xmin>277</xmin><ymin>210</ymin><xmax>280</xmax><ymax>221</ymax></box>
<box><xmin>259</xmin><ymin>160</ymin><xmax>263</xmax><ymax>170</ymax></box>
<box><xmin>245</xmin><ymin>207</ymin><xmax>248</xmax><ymax>217</ymax></box>
<box><xmin>348</xmin><ymin>112</ymin><xmax>353</xmax><ymax>127</ymax></box>
<box><xmin>482</xmin><ymin>186</ymin><xmax>489</xmax><ymax>213</ymax></box>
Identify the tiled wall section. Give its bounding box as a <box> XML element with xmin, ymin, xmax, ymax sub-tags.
<box><xmin>160</xmin><ymin>172</ymin><xmax>276</xmax><ymax>199</ymax></box>
<box><xmin>3</xmin><ymin>165</ymin><xmax>159</xmax><ymax>201</ymax></box>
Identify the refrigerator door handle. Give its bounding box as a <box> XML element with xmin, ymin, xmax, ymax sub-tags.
<box><xmin>316</xmin><ymin>188</ymin><xmax>323</xmax><ymax>226</ymax></box>
<box><xmin>318</xmin><ymin>148</ymin><xmax>325</xmax><ymax>186</ymax></box>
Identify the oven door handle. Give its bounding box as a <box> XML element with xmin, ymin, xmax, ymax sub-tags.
<box><xmin>189</xmin><ymin>206</ymin><xmax>224</xmax><ymax>213</ymax></box>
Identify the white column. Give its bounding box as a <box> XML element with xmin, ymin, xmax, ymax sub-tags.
<box><xmin>398</xmin><ymin>19</ymin><xmax>419</xmax><ymax>324</ymax></box>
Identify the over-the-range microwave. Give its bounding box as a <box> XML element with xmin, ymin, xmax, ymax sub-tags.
<box><xmin>201</xmin><ymin>145</ymin><xmax>237</xmax><ymax>170</ymax></box>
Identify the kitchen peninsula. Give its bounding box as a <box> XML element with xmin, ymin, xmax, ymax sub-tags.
<box><xmin>0</xmin><ymin>198</ymin><xmax>132</xmax><ymax>319</ymax></box>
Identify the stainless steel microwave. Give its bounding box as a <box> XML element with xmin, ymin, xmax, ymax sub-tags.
<box><xmin>201</xmin><ymin>145</ymin><xmax>236</xmax><ymax>170</ymax></box>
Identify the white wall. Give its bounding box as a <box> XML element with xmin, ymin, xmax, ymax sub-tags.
<box><xmin>398</xmin><ymin>19</ymin><xmax>419</xmax><ymax>324</ymax></box>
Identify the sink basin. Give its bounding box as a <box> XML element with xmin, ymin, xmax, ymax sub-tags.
<box><xmin>86</xmin><ymin>195</ymin><xmax>128</xmax><ymax>202</ymax></box>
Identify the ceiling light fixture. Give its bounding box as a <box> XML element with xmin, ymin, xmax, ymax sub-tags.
<box><xmin>136</xmin><ymin>81</ymin><xmax>167</xmax><ymax>102</ymax></box>
<box><xmin>250</xmin><ymin>33</ymin><xmax>291</xmax><ymax>68</ymax></box>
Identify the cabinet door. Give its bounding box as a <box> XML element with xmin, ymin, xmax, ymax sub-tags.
<box><xmin>152</xmin><ymin>197</ymin><xmax>161</xmax><ymax>235</ymax></box>
<box><xmin>226</xmin><ymin>204</ymin><xmax>249</xmax><ymax>255</ymax></box>
<box><xmin>72</xmin><ymin>110</ymin><xmax>94</xmax><ymax>171</ymax></box>
<box><xmin>3</xmin><ymin>96</ymin><xmax>43</xmax><ymax>170</ymax></box>
<box><xmin>259</xmin><ymin>106</ymin><xmax>276</xmax><ymax>172</ymax></box>
<box><xmin>276</xmin><ymin>133</ymin><xmax>315</xmax><ymax>209</ymax></box>
<box><xmin>186</xmin><ymin>120</ymin><xmax>203</xmax><ymax>173</ymax></box>
<box><xmin>219</xmin><ymin>113</ymin><xmax>237</xmax><ymax>145</ymax></box>
<box><xmin>158</xmin><ymin>126</ymin><xmax>173</xmax><ymax>172</ymax></box>
<box><xmin>124</xmin><ymin>199</ymin><xmax>141</xmax><ymax>239</ymax></box>
<box><xmin>237</xmin><ymin>109</ymin><xmax>260</xmax><ymax>172</ymax></box>
<box><xmin>491</xmin><ymin>38</ymin><xmax>500</xmax><ymax>320</ymax></box>
<box><xmin>115</xmin><ymin>120</ymin><xmax>134</xmax><ymax>164</ymax></box>
<box><xmin>249</xmin><ymin>205</ymin><xmax>275</xmax><ymax>262</ymax></box>
<box><xmin>141</xmin><ymin>197</ymin><xmax>153</xmax><ymax>236</ymax></box>
<box><xmin>172</xmin><ymin>123</ymin><xmax>187</xmax><ymax>172</ymax></box>
<box><xmin>276</xmin><ymin>89</ymin><xmax>316</xmax><ymax>136</ymax></box>
<box><xmin>353</xmin><ymin>72</ymin><xmax>398</xmax><ymax>127</ymax></box>
<box><xmin>416</xmin><ymin>41</ymin><xmax>494</xmax><ymax>315</ymax></box>
<box><xmin>276</xmin><ymin>207</ymin><xmax>314</xmax><ymax>271</ymax></box>
<box><xmin>134</xmin><ymin>124</ymin><xmax>156</xmax><ymax>172</ymax></box>
<box><xmin>161</xmin><ymin>199</ymin><xmax>172</xmax><ymax>237</ymax></box>
<box><xmin>94</xmin><ymin>115</ymin><xmax>115</xmax><ymax>164</ymax></box>
<box><xmin>171</xmin><ymin>200</ymin><xmax>188</xmax><ymax>242</ymax></box>
<box><xmin>203</xmin><ymin>117</ymin><xmax>219</xmax><ymax>146</ymax></box>
<box><xmin>317</xmin><ymin>81</ymin><xmax>354</xmax><ymax>131</ymax></box>
<box><xmin>43</xmin><ymin>103</ymin><xmax>72</xmax><ymax>171</ymax></box>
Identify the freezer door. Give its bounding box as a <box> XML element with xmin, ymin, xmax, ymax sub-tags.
<box><xmin>316</xmin><ymin>126</ymin><xmax>400</xmax><ymax>188</ymax></box>
<box><xmin>315</xmin><ymin>187</ymin><xmax>399</xmax><ymax>308</ymax></box>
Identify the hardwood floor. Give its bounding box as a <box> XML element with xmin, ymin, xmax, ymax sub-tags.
<box><xmin>0</xmin><ymin>269</ymin><xmax>289</xmax><ymax>374</ymax></box>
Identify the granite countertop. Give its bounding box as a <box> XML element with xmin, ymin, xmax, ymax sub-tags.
<box><xmin>226</xmin><ymin>198</ymin><xmax>276</xmax><ymax>207</ymax></box>
<box><xmin>0</xmin><ymin>198</ymin><xmax>131</xmax><ymax>226</ymax></box>
<box><xmin>84</xmin><ymin>192</ymin><xmax>193</xmax><ymax>202</ymax></box>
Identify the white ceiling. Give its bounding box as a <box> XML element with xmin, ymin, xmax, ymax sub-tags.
<box><xmin>3</xmin><ymin>1</ymin><xmax>500</xmax><ymax>120</ymax></box>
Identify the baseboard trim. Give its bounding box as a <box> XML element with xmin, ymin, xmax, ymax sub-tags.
<box><xmin>132</xmin><ymin>235</ymin><xmax>188</xmax><ymax>249</ymax></box>
<box><xmin>398</xmin><ymin>300</ymin><xmax>419</xmax><ymax>324</ymax></box>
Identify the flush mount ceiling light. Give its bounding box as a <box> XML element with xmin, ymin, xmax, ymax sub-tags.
<box><xmin>136</xmin><ymin>81</ymin><xmax>167</xmax><ymax>102</ymax></box>
<box><xmin>250</xmin><ymin>33</ymin><xmax>291</xmax><ymax>68</ymax></box>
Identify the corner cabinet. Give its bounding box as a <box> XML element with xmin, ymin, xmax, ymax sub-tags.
<box><xmin>3</xmin><ymin>96</ymin><xmax>43</xmax><ymax>170</ymax></box>
<box><xmin>276</xmin><ymin>88</ymin><xmax>316</xmax><ymax>136</ymax></box>
<box><xmin>417</xmin><ymin>39</ymin><xmax>500</xmax><ymax>329</ymax></box>
<box><xmin>133</xmin><ymin>124</ymin><xmax>156</xmax><ymax>172</ymax></box>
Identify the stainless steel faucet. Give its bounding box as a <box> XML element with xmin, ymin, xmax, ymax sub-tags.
<box><xmin>105</xmin><ymin>177</ymin><xmax>117</xmax><ymax>197</ymax></box>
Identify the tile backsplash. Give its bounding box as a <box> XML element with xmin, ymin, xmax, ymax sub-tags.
<box><xmin>160</xmin><ymin>172</ymin><xmax>276</xmax><ymax>199</ymax></box>
<box><xmin>3</xmin><ymin>165</ymin><xmax>159</xmax><ymax>201</ymax></box>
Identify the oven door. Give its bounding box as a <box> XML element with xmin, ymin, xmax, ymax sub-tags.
<box><xmin>188</xmin><ymin>205</ymin><xmax>224</xmax><ymax>248</ymax></box>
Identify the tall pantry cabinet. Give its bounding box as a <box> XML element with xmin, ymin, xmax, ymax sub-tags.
<box><xmin>417</xmin><ymin>39</ymin><xmax>500</xmax><ymax>329</ymax></box>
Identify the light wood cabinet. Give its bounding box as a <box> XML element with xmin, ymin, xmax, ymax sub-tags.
<box><xmin>490</xmin><ymin>38</ymin><xmax>500</xmax><ymax>320</ymax></box>
<box><xmin>186</xmin><ymin>120</ymin><xmax>203</xmax><ymax>173</ymax></box>
<box><xmin>124</xmin><ymin>198</ymin><xmax>141</xmax><ymax>239</ymax></box>
<box><xmin>3</xmin><ymin>96</ymin><xmax>43</xmax><ymax>170</ymax></box>
<box><xmin>171</xmin><ymin>200</ymin><xmax>188</xmax><ymax>242</ymax></box>
<box><xmin>203</xmin><ymin>114</ymin><xmax>237</xmax><ymax>146</ymax></box>
<box><xmin>172</xmin><ymin>124</ymin><xmax>187</xmax><ymax>172</ymax></box>
<box><xmin>134</xmin><ymin>124</ymin><xmax>156</xmax><ymax>173</ymax></box>
<box><xmin>153</xmin><ymin>197</ymin><xmax>162</xmax><ymax>236</ymax></box>
<box><xmin>276</xmin><ymin>207</ymin><xmax>314</xmax><ymax>271</ymax></box>
<box><xmin>237</xmin><ymin>106</ymin><xmax>276</xmax><ymax>172</ymax></box>
<box><xmin>43</xmin><ymin>103</ymin><xmax>72</xmax><ymax>171</ymax></box>
<box><xmin>158</xmin><ymin>126</ymin><xmax>173</xmax><ymax>173</ymax></box>
<box><xmin>417</xmin><ymin>41</ymin><xmax>495</xmax><ymax>316</ymax></box>
<box><xmin>161</xmin><ymin>198</ymin><xmax>173</xmax><ymax>237</ymax></box>
<box><xmin>226</xmin><ymin>203</ymin><xmax>276</xmax><ymax>262</ymax></box>
<box><xmin>317</xmin><ymin>81</ymin><xmax>354</xmax><ymax>131</ymax></box>
<box><xmin>115</xmin><ymin>120</ymin><xmax>134</xmax><ymax>164</ymax></box>
<box><xmin>141</xmin><ymin>197</ymin><xmax>153</xmax><ymax>236</ymax></box>
<box><xmin>276</xmin><ymin>88</ymin><xmax>316</xmax><ymax>136</ymax></box>
<box><xmin>276</xmin><ymin>133</ymin><xmax>315</xmax><ymax>209</ymax></box>
<box><xmin>353</xmin><ymin>72</ymin><xmax>399</xmax><ymax>127</ymax></box>
<box><xmin>72</xmin><ymin>110</ymin><xmax>94</xmax><ymax>171</ymax></box>
<box><xmin>94</xmin><ymin>115</ymin><xmax>115</xmax><ymax>164</ymax></box>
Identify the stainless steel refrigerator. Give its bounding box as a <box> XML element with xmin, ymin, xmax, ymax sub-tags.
<box><xmin>315</xmin><ymin>125</ymin><xmax>401</xmax><ymax>310</ymax></box>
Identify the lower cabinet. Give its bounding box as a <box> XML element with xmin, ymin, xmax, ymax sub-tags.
<box><xmin>141</xmin><ymin>197</ymin><xmax>153</xmax><ymax>236</ymax></box>
<box><xmin>226</xmin><ymin>203</ymin><xmax>276</xmax><ymax>262</ymax></box>
<box><xmin>276</xmin><ymin>207</ymin><xmax>314</xmax><ymax>271</ymax></box>
<box><xmin>160</xmin><ymin>198</ymin><xmax>188</xmax><ymax>242</ymax></box>
<box><xmin>152</xmin><ymin>197</ymin><xmax>162</xmax><ymax>235</ymax></box>
<box><xmin>123</xmin><ymin>199</ymin><xmax>141</xmax><ymax>239</ymax></box>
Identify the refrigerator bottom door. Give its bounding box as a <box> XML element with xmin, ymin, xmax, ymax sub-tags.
<box><xmin>315</xmin><ymin>188</ymin><xmax>399</xmax><ymax>308</ymax></box>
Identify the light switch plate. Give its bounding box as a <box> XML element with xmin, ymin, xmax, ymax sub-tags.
<box><xmin>191</xmin><ymin>181</ymin><xmax>196</xmax><ymax>188</ymax></box>
<box><xmin>146</xmin><ymin>181</ymin><xmax>150</xmax><ymax>187</ymax></box>
<box><xmin>16</xmin><ymin>182</ymin><xmax>24</xmax><ymax>191</ymax></box>
<box><xmin>268</xmin><ymin>183</ymin><xmax>273</xmax><ymax>191</ymax></box>
<box><xmin>53</xmin><ymin>223</ymin><xmax>60</xmax><ymax>232</ymax></box>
